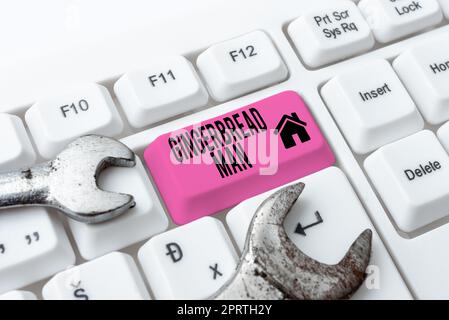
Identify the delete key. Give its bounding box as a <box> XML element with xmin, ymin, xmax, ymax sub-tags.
<box><xmin>144</xmin><ymin>91</ymin><xmax>335</xmax><ymax>224</ymax></box>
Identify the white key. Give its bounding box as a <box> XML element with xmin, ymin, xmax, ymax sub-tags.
<box><xmin>437</xmin><ymin>121</ymin><xmax>449</xmax><ymax>152</ymax></box>
<box><xmin>0</xmin><ymin>114</ymin><xmax>36</xmax><ymax>171</ymax></box>
<box><xmin>68</xmin><ymin>157</ymin><xmax>169</xmax><ymax>260</ymax></box>
<box><xmin>440</xmin><ymin>0</ymin><xmax>449</xmax><ymax>17</ymax></box>
<box><xmin>0</xmin><ymin>290</ymin><xmax>37</xmax><ymax>300</ymax></box>
<box><xmin>365</xmin><ymin>130</ymin><xmax>449</xmax><ymax>233</ymax></box>
<box><xmin>358</xmin><ymin>0</ymin><xmax>443</xmax><ymax>43</ymax></box>
<box><xmin>138</xmin><ymin>217</ymin><xmax>238</xmax><ymax>299</ymax></box>
<box><xmin>288</xmin><ymin>1</ymin><xmax>374</xmax><ymax>68</ymax></box>
<box><xmin>25</xmin><ymin>83</ymin><xmax>124</xmax><ymax>158</ymax></box>
<box><xmin>0</xmin><ymin>207</ymin><xmax>75</xmax><ymax>294</ymax></box>
<box><xmin>226</xmin><ymin>167</ymin><xmax>411</xmax><ymax>299</ymax></box>
<box><xmin>114</xmin><ymin>56</ymin><xmax>209</xmax><ymax>128</ymax></box>
<box><xmin>393</xmin><ymin>35</ymin><xmax>449</xmax><ymax>124</ymax></box>
<box><xmin>196</xmin><ymin>30</ymin><xmax>288</xmax><ymax>102</ymax></box>
<box><xmin>43</xmin><ymin>252</ymin><xmax>150</xmax><ymax>300</ymax></box>
<box><xmin>321</xmin><ymin>59</ymin><xmax>423</xmax><ymax>154</ymax></box>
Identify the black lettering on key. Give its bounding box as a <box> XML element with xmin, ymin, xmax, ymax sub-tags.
<box><xmin>25</xmin><ymin>231</ymin><xmax>40</xmax><ymax>245</ymax></box>
<box><xmin>73</xmin><ymin>288</ymin><xmax>89</xmax><ymax>300</ymax></box>
<box><xmin>209</xmin><ymin>263</ymin><xmax>223</xmax><ymax>280</ymax></box>
<box><xmin>229</xmin><ymin>45</ymin><xmax>258</xmax><ymax>62</ymax></box>
<box><xmin>314</xmin><ymin>14</ymin><xmax>332</xmax><ymax>27</ymax></box>
<box><xmin>166</xmin><ymin>242</ymin><xmax>183</xmax><ymax>263</ymax></box>
<box><xmin>61</xmin><ymin>99</ymin><xmax>89</xmax><ymax>118</ymax></box>
<box><xmin>294</xmin><ymin>211</ymin><xmax>324</xmax><ymax>236</ymax></box>
<box><xmin>404</xmin><ymin>161</ymin><xmax>442</xmax><ymax>181</ymax></box>
<box><xmin>395</xmin><ymin>1</ymin><xmax>423</xmax><ymax>16</ymax></box>
<box><xmin>149</xmin><ymin>70</ymin><xmax>176</xmax><ymax>87</ymax></box>
<box><xmin>430</xmin><ymin>61</ymin><xmax>449</xmax><ymax>74</ymax></box>
<box><xmin>0</xmin><ymin>244</ymin><xmax>5</xmax><ymax>254</ymax></box>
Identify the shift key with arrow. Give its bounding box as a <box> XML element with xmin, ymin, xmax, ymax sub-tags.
<box><xmin>294</xmin><ymin>211</ymin><xmax>323</xmax><ymax>236</ymax></box>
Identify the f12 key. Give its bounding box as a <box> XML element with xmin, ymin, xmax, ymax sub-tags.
<box><xmin>144</xmin><ymin>91</ymin><xmax>335</xmax><ymax>224</ymax></box>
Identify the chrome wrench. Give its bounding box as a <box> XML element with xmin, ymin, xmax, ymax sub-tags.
<box><xmin>211</xmin><ymin>183</ymin><xmax>372</xmax><ymax>299</ymax></box>
<box><xmin>0</xmin><ymin>135</ymin><xmax>136</xmax><ymax>224</ymax></box>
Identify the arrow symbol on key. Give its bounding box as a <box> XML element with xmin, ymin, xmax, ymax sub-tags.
<box><xmin>294</xmin><ymin>211</ymin><xmax>323</xmax><ymax>236</ymax></box>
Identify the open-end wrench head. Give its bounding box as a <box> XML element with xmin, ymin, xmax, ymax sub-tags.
<box><xmin>212</xmin><ymin>182</ymin><xmax>372</xmax><ymax>300</ymax></box>
<box><xmin>250</xmin><ymin>182</ymin><xmax>372</xmax><ymax>299</ymax></box>
<box><xmin>47</xmin><ymin>135</ymin><xmax>136</xmax><ymax>223</ymax></box>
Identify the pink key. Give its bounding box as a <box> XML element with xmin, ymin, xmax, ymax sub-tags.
<box><xmin>144</xmin><ymin>91</ymin><xmax>335</xmax><ymax>224</ymax></box>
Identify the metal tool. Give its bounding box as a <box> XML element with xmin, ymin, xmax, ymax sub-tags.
<box><xmin>0</xmin><ymin>135</ymin><xmax>136</xmax><ymax>224</ymax></box>
<box><xmin>211</xmin><ymin>183</ymin><xmax>372</xmax><ymax>300</ymax></box>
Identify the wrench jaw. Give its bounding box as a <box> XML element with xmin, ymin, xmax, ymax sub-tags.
<box><xmin>211</xmin><ymin>183</ymin><xmax>372</xmax><ymax>300</ymax></box>
<box><xmin>60</xmin><ymin>135</ymin><xmax>136</xmax><ymax>170</ymax></box>
<box><xmin>265</xmin><ymin>228</ymin><xmax>372</xmax><ymax>300</ymax></box>
<box><xmin>52</xmin><ymin>191</ymin><xmax>136</xmax><ymax>224</ymax></box>
<box><xmin>250</xmin><ymin>183</ymin><xmax>372</xmax><ymax>300</ymax></box>
<box><xmin>46</xmin><ymin>135</ymin><xmax>137</xmax><ymax>224</ymax></box>
<box><xmin>211</xmin><ymin>257</ymin><xmax>288</xmax><ymax>300</ymax></box>
<box><xmin>331</xmin><ymin>229</ymin><xmax>372</xmax><ymax>299</ymax></box>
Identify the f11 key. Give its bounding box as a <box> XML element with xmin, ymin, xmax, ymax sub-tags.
<box><xmin>144</xmin><ymin>91</ymin><xmax>335</xmax><ymax>224</ymax></box>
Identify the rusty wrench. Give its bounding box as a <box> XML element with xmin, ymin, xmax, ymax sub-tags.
<box><xmin>0</xmin><ymin>135</ymin><xmax>136</xmax><ymax>224</ymax></box>
<box><xmin>211</xmin><ymin>183</ymin><xmax>372</xmax><ymax>300</ymax></box>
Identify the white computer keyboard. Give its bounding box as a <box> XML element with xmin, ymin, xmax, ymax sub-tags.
<box><xmin>2</xmin><ymin>0</ymin><xmax>449</xmax><ymax>300</ymax></box>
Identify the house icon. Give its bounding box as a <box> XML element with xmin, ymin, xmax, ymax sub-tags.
<box><xmin>275</xmin><ymin>112</ymin><xmax>311</xmax><ymax>149</ymax></box>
